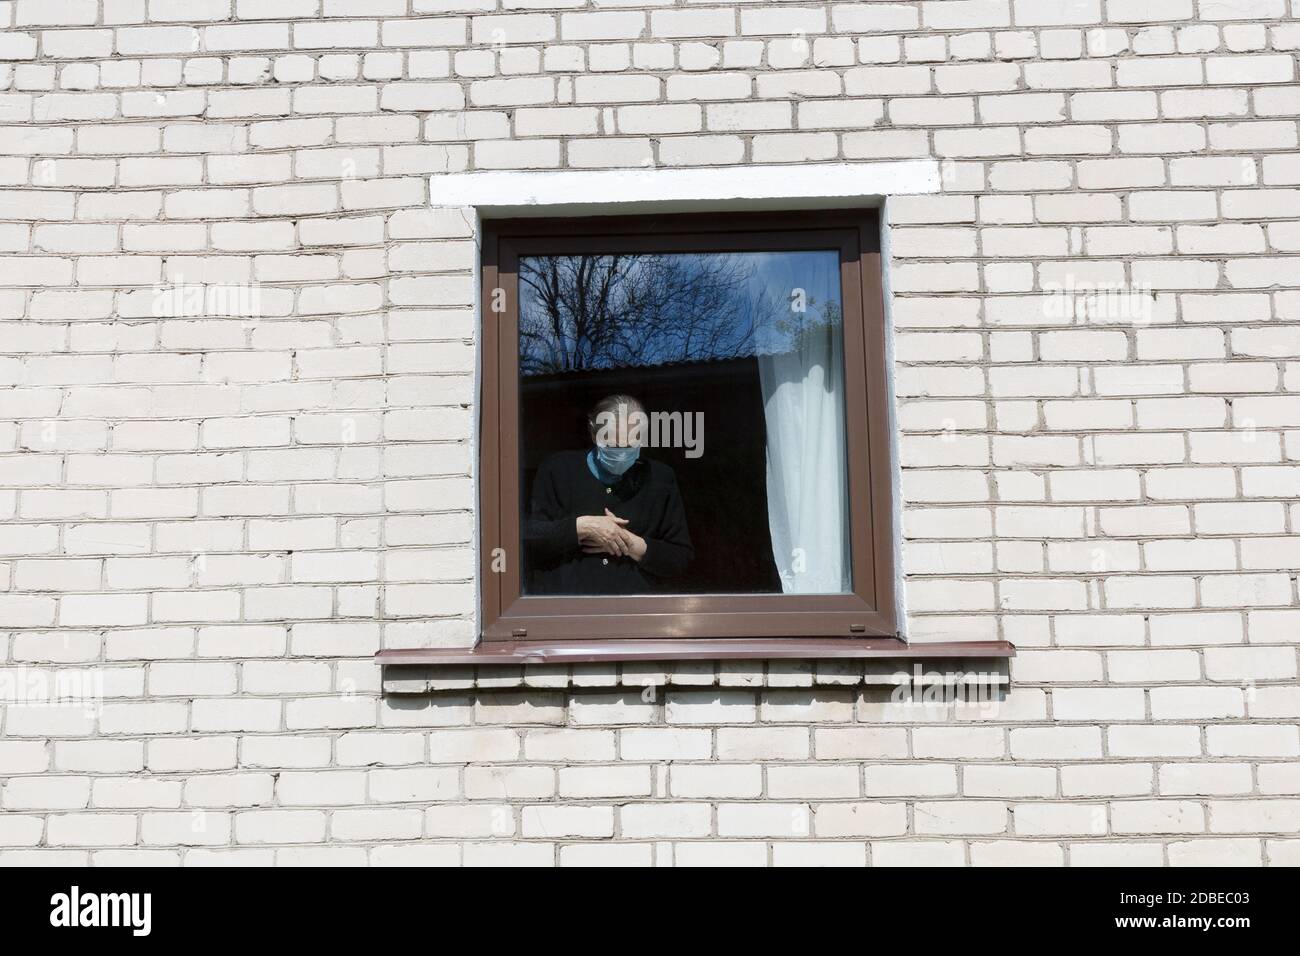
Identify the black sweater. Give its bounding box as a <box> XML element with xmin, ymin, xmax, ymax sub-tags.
<box><xmin>524</xmin><ymin>450</ymin><xmax>694</xmax><ymax>594</ymax></box>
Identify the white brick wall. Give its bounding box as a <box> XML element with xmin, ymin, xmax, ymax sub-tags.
<box><xmin>1</xmin><ymin>0</ymin><xmax>1298</xmax><ymax>866</ymax></box>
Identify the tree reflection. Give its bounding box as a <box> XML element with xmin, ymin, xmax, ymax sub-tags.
<box><xmin>519</xmin><ymin>254</ymin><xmax>762</xmax><ymax>374</ymax></box>
<box><xmin>518</xmin><ymin>252</ymin><xmax>843</xmax><ymax>375</ymax></box>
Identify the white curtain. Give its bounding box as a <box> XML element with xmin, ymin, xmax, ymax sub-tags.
<box><xmin>757</xmin><ymin>321</ymin><xmax>850</xmax><ymax>594</ymax></box>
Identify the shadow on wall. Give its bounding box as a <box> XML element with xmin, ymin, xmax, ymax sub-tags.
<box><xmin>378</xmin><ymin>668</ymin><xmax>1015</xmax><ymax>716</ymax></box>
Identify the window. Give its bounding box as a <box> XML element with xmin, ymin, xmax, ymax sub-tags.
<box><xmin>480</xmin><ymin>211</ymin><xmax>895</xmax><ymax>643</ymax></box>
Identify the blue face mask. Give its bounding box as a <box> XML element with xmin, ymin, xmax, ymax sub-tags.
<box><xmin>596</xmin><ymin>444</ymin><xmax>640</xmax><ymax>476</ymax></box>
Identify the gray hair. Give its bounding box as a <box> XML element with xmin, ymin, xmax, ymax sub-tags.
<box><xmin>587</xmin><ymin>393</ymin><xmax>644</xmax><ymax>439</ymax></box>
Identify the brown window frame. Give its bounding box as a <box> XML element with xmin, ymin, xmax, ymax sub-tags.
<box><xmin>479</xmin><ymin>209</ymin><xmax>897</xmax><ymax>644</ymax></box>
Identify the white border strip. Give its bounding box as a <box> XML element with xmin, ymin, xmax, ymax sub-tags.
<box><xmin>430</xmin><ymin>160</ymin><xmax>941</xmax><ymax>210</ymax></box>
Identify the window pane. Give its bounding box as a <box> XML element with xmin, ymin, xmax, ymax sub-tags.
<box><xmin>519</xmin><ymin>248</ymin><xmax>851</xmax><ymax>596</ymax></box>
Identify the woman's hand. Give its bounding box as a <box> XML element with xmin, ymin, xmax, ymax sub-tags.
<box><xmin>618</xmin><ymin>528</ymin><xmax>647</xmax><ymax>562</ymax></box>
<box><xmin>605</xmin><ymin>509</ymin><xmax>648</xmax><ymax>561</ymax></box>
<box><xmin>576</xmin><ymin>510</ymin><xmax>630</xmax><ymax>556</ymax></box>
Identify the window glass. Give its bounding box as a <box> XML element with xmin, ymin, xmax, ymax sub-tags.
<box><xmin>519</xmin><ymin>249</ymin><xmax>851</xmax><ymax>596</ymax></box>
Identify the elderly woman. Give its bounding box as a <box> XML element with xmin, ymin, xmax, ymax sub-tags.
<box><xmin>524</xmin><ymin>394</ymin><xmax>693</xmax><ymax>595</ymax></box>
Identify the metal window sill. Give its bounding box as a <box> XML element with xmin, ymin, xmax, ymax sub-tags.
<box><xmin>376</xmin><ymin>638</ymin><xmax>1015</xmax><ymax>667</ymax></box>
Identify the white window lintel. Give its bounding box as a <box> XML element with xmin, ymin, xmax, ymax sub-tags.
<box><xmin>429</xmin><ymin>160</ymin><xmax>941</xmax><ymax>215</ymax></box>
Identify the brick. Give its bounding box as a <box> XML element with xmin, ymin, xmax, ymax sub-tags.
<box><xmin>0</xmin><ymin>0</ymin><xmax>1294</xmax><ymax>868</ymax></box>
